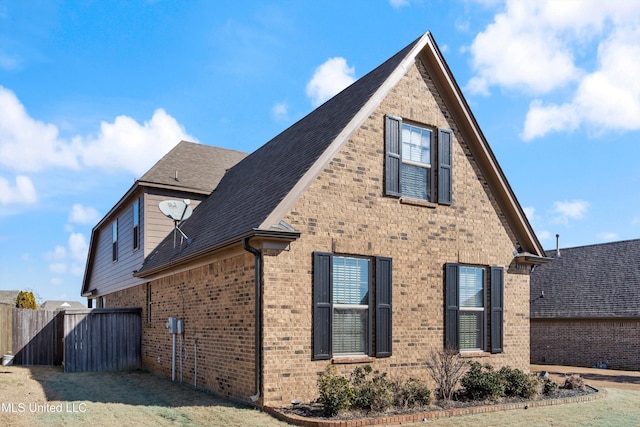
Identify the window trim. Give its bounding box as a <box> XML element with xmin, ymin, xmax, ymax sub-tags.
<box><xmin>111</xmin><ymin>220</ymin><xmax>118</xmax><ymax>262</ymax></box>
<box><xmin>133</xmin><ymin>198</ymin><xmax>140</xmax><ymax>251</ymax></box>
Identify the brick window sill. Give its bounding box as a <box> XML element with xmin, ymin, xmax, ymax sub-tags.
<box><xmin>459</xmin><ymin>351</ymin><xmax>491</xmax><ymax>358</ymax></box>
<box><xmin>400</xmin><ymin>198</ymin><xmax>437</xmax><ymax>208</ymax></box>
<box><xmin>331</xmin><ymin>356</ymin><xmax>376</xmax><ymax>364</ymax></box>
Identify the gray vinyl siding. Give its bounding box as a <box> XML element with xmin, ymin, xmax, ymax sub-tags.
<box><xmin>143</xmin><ymin>193</ymin><xmax>202</xmax><ymax>258</ymax></box>
<box><xmin>87</xmin><ymin>191</ymin><xmax>204</xmax><ymax>297</ymax></box>
<box><xmin>89</xmin><ymin>201</ymin><xmax>145</xmax><ymax>296</ymax></box>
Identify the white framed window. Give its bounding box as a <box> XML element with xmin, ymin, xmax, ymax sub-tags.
<box><xmin>401</xmin><ymin>123</ymin><xmax>432</xmax><ymax>201</ymax></box>
<box><xmin>133</xmin><ymin>198</ymin><xmax>140</xmax><ymax>251</ymax></box>
<box><xmin>458</xmin><ymin>266</ymin><xmax>485</xmax><ymax>351</ymax></box>
<box><xmin>332</xmin><ymin>256</ymin><xmax>370</xmax><ymax>355</ymax></box>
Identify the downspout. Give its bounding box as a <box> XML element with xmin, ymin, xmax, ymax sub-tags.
<box><xmin>243</xmin><ymin>236</ymin><xmax>262</xmax><ymax>404</ymax></box>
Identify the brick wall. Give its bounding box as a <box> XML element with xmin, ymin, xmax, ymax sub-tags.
<box><xmin>531</xmin><ymin>318</ymin><xmax>640</xmax><ymax>370</ymax></box>
<box><xmin>108</xmin><ymin>248</ymin><xmax>257</xmax><ymax>401</ymax></box>
<box><xmin>259</xmin><ymin>58</ymin><xmax>532</xmax><ymax>406</ymax></box>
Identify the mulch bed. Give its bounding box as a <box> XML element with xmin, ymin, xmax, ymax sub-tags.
<box><xmin>277</xmin><ymin>386</ymin><xmax>597</xmax><ymax>422</ymax></box>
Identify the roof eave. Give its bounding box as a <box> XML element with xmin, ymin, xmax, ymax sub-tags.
<box><xmin>134</xmin><ymin>228</ymin><xmax>301</xmax><ymax>279</ymax></box>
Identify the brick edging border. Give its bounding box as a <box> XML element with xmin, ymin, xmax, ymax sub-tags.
<box><xmin>265</xmin><ymin>387</ymin><xmax>608</xmax><ymax>427</ymax></box>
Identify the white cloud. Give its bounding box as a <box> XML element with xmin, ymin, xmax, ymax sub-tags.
<box><xmin>521</xmin><ymin>101</ymin><xmax>580</xmax><ymax>141</ymax></box>
<box><xmin>467</xmin><ymin>0</ymin><xmax>640</xmax><ymax>140</ymax></box>
<box><xmin>0</xmin><ymin>175</ymin><xmax>37</xmax><ymax>205</ymax></box>
<box><xmin>552</xmin><ymin>200</ymin><xmax>589</xmax><ymax>224</ymax></box>
<box><xmin>522</xmin><ymin>206</ymin><xmax>535</xmax><ymax>221</ymax></box>
<box><xmin>0</xmin><ymin>86</ymin><xmax>194</xmax><ymax>176</ymax></box>
<box><xmin>271</xmin><ymin>102</ymin><xmax>289</xmax><ymax>121</ymax></box>
<box><xmin>306</xmin><ymin>57</ymin><xmax>356</xmax><ymax>107</ymax></box>
<box><xmin>68</xmin><ymin>233</ymin><xmax>88</xmax><ymax>263</ymax></box>
<box><xmin>0</xmin><ymin>86</ymin><xmax>78</xmax><ymax>171</ymax></box>
<box><xmin>68</xmin><ymin>204</ymin><xmax>100</xmax><ymax>225</ymax></box>
<box><xmin>79</xmin><ymin>109</ymin><xmax>194</xmax><ymax>176</ymax></box>
<box><xmin>389</xmin><ymin>0</ymin><xmax>410</xmax><ymax>8</ymax></box>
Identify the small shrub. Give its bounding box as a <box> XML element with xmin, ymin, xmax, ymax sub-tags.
<box><xmin>499</xmin><ymin>366</ymin><xmax>539</xmax><ymax>398</ymax></box>
<box><xmin>542</xmin><ymin>377</ymin><xmax>559</xmax><ymax>395</ymax></box>
<box><xmin>563</xmin><ymin>374</ymin><xmax>586</xmax><ymax>391</ymax></box>
<box><xmin>393</xmin><ymin>378</ymin><xmax>432</xmax><ymax>408</ymax></box>
<box><xmin>461</xmin><ymin>362</ymin><xmax>504</xmax><ymax>401</ymax></box>
<box><xmin>15</xmin><ymin>291</ymin><xmax>37</xmax><ymax>310</ymax></box>
<box><xmin>426</xmin><ymin>347</ymin><xmax>467</xmax><ymax>401</ymax></box>
<box><xmin>317</xmin><ymin>365</ymin><xmax>353</xmax><ymax>417</ymax></box>
<box><xmin>350</xmin><ymin>365</ymin><xmax>394</xmax><ymax>412</ymax></box>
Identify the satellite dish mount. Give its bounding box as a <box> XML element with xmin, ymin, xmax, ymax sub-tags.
<box><xmin>158</xmin><ymin>199</ymin><xmax>194</xmax><ymax>248</ymax></box>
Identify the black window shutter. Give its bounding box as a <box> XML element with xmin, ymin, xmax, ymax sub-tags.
<box><xmin>444</xmin><ymin>263</ymin><xmax>459</xmax><ymax>350</ymax></box>
<box><xmin>375</xmin><ymin>257</ymin><xmax>393</xmax><ymax>357</ymax></box>
<box><xmin>438</xmin><ymin>129</ymin><xmax>453</xmax><ymax>205</ymax></box>
<box><xmin>385</xmin><ymin>115</ymin><xmax>402</xmax><ymax>197</ymax></box>
<box><xmin>490</xmin><ymin>266</ymin><xmax>504</xmax><ymax>354</ymax></box>
<box><xmin>313</xmin><ymin>252</ymin><xmax>333</xmax><ymax>360</ymax></box>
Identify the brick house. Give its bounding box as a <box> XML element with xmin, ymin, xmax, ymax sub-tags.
<box><xmin>92</xmin><ymin>31</ymin><xmax>549</xmax><ymax>407</ymax></box>
<box><xmin>531</xmin><ymin>239</ymin><xmax>640</xmax><ymax>370</ymax></box>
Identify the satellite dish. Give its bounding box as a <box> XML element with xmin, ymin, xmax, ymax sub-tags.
<box><xmin>158</xmin><ymin>199</ymin><xmax>194</xmax><ymax>248</ymax></box>
<box><xmin>159</xmin><ymin>199</ymin><xmax>193</xmax><ymax>222</ymax></box>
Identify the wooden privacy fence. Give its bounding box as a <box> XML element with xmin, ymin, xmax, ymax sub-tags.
<box><xmin>63</xmin><ymin>308</ymin><xmax>141</xmax><ymax>373</ymax></box>
<box><xmin>0</xmin><ymin>306</ymin><xmax>141</xmax><ymax>372</ymax></box>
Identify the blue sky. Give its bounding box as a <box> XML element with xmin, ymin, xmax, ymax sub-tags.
<box><xmin>1</xmin><ymin>0</ymin><xmax>639</xmax><ymax>304</ymax></box>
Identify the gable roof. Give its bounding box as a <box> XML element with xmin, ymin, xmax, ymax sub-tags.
<box><xmin>138</xmin><ymin>141</ymin><xmax>248</xmax><ymax>194</ymax></box>
<box><xmin>137</xmin><ymin>31</ymin><xmax>545</xmax><ymax>277</ymax></box>
<box><xmin>531</xmin><ymin>239</ymin><xmax>640</xmax><ymax>319</ymax></box>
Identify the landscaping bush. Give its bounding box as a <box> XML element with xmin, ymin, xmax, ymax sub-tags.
<box><xmin>461</xmin><ymin>362</ymin><xmax>505</xmax><ymax>401</ymax></box>
<box><xmin>317</xmin><ymin>365</ymin><xmax>353</xmax><ymax>417</ymax></box>
<box><xmin>542</xmin><ymin>377</ymin><xmax>559</xmax><ymax>395</ymax></box>
<box><xmin>393</xmin><ymin>378</ymin><xmax>432</xmax><ymax>408</ymax></box>
<box><xmin>350</xmin><ymin>365</ymin><xmax>394</xmax><ymax>412</ymax></box>
<box><xmin>563</xmin><ymin>374</ymin><xmax>586</xmax><ymax>391</ymax></box>
<box><xmin>426</xmin><ymin>347</ymin><xmax>467</xmax><ymax>401</ymax></box>
<box><xmin>499</xmin><ymin>366</ymin><xmax>539</xmax><ymax>398</ymax></box>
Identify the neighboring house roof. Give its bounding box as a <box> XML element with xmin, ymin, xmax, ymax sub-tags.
<box><xmin>41</xmin><ymin>300</ymin><xmax>86</xmax><ymax>310</ymax></box>
<box><xmin>0</xmin><ymin>290</ymin><xmax>20</xmax><ymax>306</ymax></box>
<box><xmin>531</xmin><ymin>239</ymin><xmax>640</xmax><ymax>319</ymax></box>
<box><xmin>81</xmin><ymin>141</ymin><xmax>248</xmax><ymax>296</ymax></box>
<box><xmin>137</xmin><ymin>30</ymin><xmax>545</xmax><ymax>278</ymax></box>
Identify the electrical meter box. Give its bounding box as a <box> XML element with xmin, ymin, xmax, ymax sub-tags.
<box><xmin>166</xmin><ymin>317</ymin><xmax>178</xmax><ymax>333</ymax></box>
<box><xmin>176</xmin><ymin>319</ymin><xmax>184</xmax><ymax>334</ymax></box>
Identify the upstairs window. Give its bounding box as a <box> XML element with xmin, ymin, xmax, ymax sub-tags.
<box><xmin>112</xmin><ymin>220</ymin><xmax>118</xmax><ymax>262</ymax></box>
<box><xmin>133</xmin><ymin>198</ymin><xmax>140</xmax><ymax>251</ymax></box>
<box><xmin>401</xmin><ymin>123</ymin><xmax>432</xmax><ymax>200</ymax></box>
<box><xmin>385</xmin><ymin>115</ymin><xmax>452</xmax><ymax>205</ymax></box>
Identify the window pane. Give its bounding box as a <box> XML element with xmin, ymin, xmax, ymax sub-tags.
<box><xmin>401</xmin><ymin>164</ymin><xmax>428</xmax><ymax>200</ymax></box>
<box><xmin>333</xmin><ymin>307</ymin><xmax>368</xmax><ymax>354</ymax></box>
<box><xmin>333</xmin><ymin>257</ymin><xmax>369</xmax><ymax>305</ymax></box>
<box><xmin>459</xmin><ymin>311</ymin><xmax>483</xmax><ymax>350</ymax></box>
<box><xmin>401</xmin><ymin>124</ymin><xmax>431</xmax><ymax>165</ymax></box>
<box><xmin>459</xmin><ymin>267</ymin><xmax>483</xmax><ymax>308</ymax></box>
<box><xmin>133</xmin><ymin>200</ymin><xmax>139</xmax><ymax>227</ymax></box>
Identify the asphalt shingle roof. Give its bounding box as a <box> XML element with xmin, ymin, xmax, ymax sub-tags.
<box><xmin>139</xmin><ymin>36</ymin><xmax>421</xmax><ymax>274</ymax></box>
<box><xmin>0</xmin><ymin>290</ymin><xmax>19</xmax><ymax>306</ymax></box>
<box><xmin>530</xmin><ymin>239</ymin><xmax>640</xmax><ymax>318</ymax></box>
<box><xmin>139</xmin><ymin>141</ymin><xmax>248</xmax><ymax>193</ymax></box>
